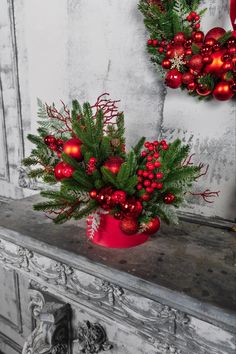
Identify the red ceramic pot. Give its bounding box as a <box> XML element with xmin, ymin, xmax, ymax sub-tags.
<box><xmin>86</xmin><ymin>214</ymin><xmax>149</xmax><ymax>248</ymax></box>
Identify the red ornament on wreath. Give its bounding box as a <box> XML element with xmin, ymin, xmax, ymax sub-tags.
<box><xmin>144</xmin><ymin>217</ymin><xmax>161</xmax><ymax>235</ymax></box>
<box><xmin>213</xmin><ymin>81</ymin><xmax>234</xmax><ymax>101</ymax></box>
<box><xmin>165</xmin><ymin>69</ymin><xmax>182</xmax><ymax>89</ymax></box>
<box><xmin>188</xmin><ymin>54</ymin><xmax>203</xmax><ymax>71</ymax></box>
<box><xmin>44</xmin><ymin>135</ymin><xmax>56</xmax><ymax>146</ymax></box>
<box><xmin>120</xmin><ymin>217</ymin><xmax>139</xmax><ymax>235</ymax></box>
<box><xmin>63</xmin><ymin>138</ymin><xmax>83</xmax><ymax>161</ymax></box>
<box><xmin>111</xmin><ymin>190</ymin><xmax>127</xmax><ymax>204</ymax></box>
<box><xmin>103</xmin><ymin>156</ymin><xmax>124</xmax><ymax>174</ymax></box>
<box><xmin>205</xmin><ymin>27</ymin><xmax>226</xmax><ymax>41</ymax></box>
<box><xmin>204</xmin><ymin>50</ymin><xmax>226</xmax><ymax>77</ymax></box>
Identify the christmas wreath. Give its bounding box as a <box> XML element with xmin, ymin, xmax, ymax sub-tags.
<box><xmin>22</xmin><ymin>94</ymin><xmax>219</xmax><ymax>240</ymax></box>
<box><xmin>138</xmin><ymin>0</ymin><xmax>236</xmax><ymax>101</ymax></box>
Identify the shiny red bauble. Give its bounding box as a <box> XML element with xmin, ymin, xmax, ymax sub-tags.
<box><xmin>182</xmin><ymin>72</ymin><xmax>194</xmax><ymax>85</ymax></box>
<box><xmin>63</xmin><ymin>138</ymin><xmax>83</xmax><ymax>161</ymax></box>
<box><xmin>89</xmin><ymin>189</ymin><xmax>98</xmax><ymax>199</ymax></box>
<box><xmin>44</xmin><ymin>135</ymin><xmax>56</xmax><ymax>146</ymax></box>
<box><xmin>204</xmin><ymin>38</ymin><xmax>215</xmax><ymax>47</ymax></box>
<box><xmin>170</xmin><ymin>44</ymin><xmax>185</xmax><ymax>58</ymax></box>
<box><xmin>144</xmin><ymin>217</ymin><xmax>161</xmax><ymax>235</ymax></box>
<box><xmin>111</xmin><ymin>190</ymin><xmax>127</xmax><ymax>204</ymax></box>
<box><xmin>188</xmin><ymin>54</ymin><xmax>203</xmax><ymax>71</ymax></box>
<box><xmin>163</xmin><ymin>193</ymin><xmax>175</xmax><ymax>204</ymax></box>
<box><xmin>103</xmin><ymin>157</ymin><xmax>124</xmax><ymax>174</ymax></box>
<box><xmin>174</xmin><ymin>32</ymin><xmax>185</xmax><ymax>44</ymax></box>
<box><xmin>213</xmin><ymin>81</ymin><xmax>234</xmax><ymax>101</ymax></box>
<box><xmin>204</xmin><ymin>50</ymin><xmax>225</xmax><ymax>77</ymax></box>
<box><xmin>187</xmin><ymin>82</ymin><xmax>197</xmax><ymax>91</ymax></box>
<box><xmin>162</xmin><ymin>59</ymin><xmax>171</xmax><ymax>69</ymax></box>
<box><xmin>205</xmin><ymin>27</ymin><xmax>226</xmax><ymax>41</ymax></box>
<box><xmin>192</xmin><ymin>31</ymin><xmax>204</xmax><ymax>43</ymax></box>
<box><xmin>54</xmin><ymin>162</ymin><xmax>75</xmax><ymax>180</ymax></box>
<box><xmin>120</xmin><ymin>218</ymin><xmax>139</xmax><ymax>235</ymax></box>
<box><xmin>121</xmin><ymin>198</ymin><xmax>143</xmax><ymax>217</ymax></box>
<box><xmin>165</xmin><ymin>69</ymin><xmax>182</xmax><ymax>89</ymax></box>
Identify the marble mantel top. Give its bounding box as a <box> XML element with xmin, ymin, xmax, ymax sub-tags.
<box><xmin>0</xmin><ymin>195</ymin><xmax>235</xmax><ymax>331</ymax></box>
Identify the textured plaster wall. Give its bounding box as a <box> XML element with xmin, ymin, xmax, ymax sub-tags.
<box><xmin>6</xmin><ymin>0</ymin><xmax>236</xmax><ymax>220</ymax></box>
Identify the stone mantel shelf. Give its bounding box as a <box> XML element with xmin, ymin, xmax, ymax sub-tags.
<box><xmin>0</xmin><ymin>195</ymin><xmax>235</xmax><ymax>335</ymax></box>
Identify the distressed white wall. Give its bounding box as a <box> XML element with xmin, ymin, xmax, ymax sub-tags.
<box><xmin>1</xmin><ymin>0</ymin><xmax>235</xmax><ymax>221</ymax></box>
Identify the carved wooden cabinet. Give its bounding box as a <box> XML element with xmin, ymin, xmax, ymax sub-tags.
<box><xmin>0</xmin><ymin>196</ymin><xmax>235</xmax><ymax>354</ymax></box>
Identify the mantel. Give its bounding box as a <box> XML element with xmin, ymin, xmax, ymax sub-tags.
<box><xmin>0</xmin><ymin>196</ymin><xmax>236</xmax><ymax>354</ymax></box>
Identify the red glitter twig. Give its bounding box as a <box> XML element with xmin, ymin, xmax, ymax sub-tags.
<box><xmin>182</xmin><ymin>153</ymin><xmax>195</xmax><ymax>166</ymax></box>
<box><xmin>46</xmin><ymin>102</ymin><xmax>73</xmax><ymax>134</ymax></box>
<box><xmin>91</xmin><ymin>93</ymin><xmax>122</xmax><ymax>129</ymax></box>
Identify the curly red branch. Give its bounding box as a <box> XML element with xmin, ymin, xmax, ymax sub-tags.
<box><xmin>46</xmin><ymin>103</ymin><xmax>73</xmax><ymax>134</ymax></box>
<box><xmin>91</xmin><ymin>93</ymin><xmax>123</xmax><ymax>129</ymax></box>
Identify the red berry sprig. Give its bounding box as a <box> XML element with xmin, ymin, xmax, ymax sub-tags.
<box><xmin>44</xmin><ymin>135</ymin><xmax>64</xmax><ymax>158</ymax></box>
<box><xmin>137</xmin><ymin>140</ymin><xmax>168</xmax><ymax>198</ymax></box>
<box><xmin>86</xmin><ymin>157</ymin><xmax>97</xmax><ymax>175</ymax></box>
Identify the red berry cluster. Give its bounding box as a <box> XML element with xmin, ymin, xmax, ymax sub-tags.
<box><xmin>186</xmin><ymin>11</ymin><xmax>200</xmax><ymax>30</ymax></box>
<box><xmin>86</xmin><ymin>157</ymin><xmax>97</xmax><ymax>175</ymax></box>
<box><xmin>137</xmin><ymin>140</ymin><xmax>168</xmax><ymax>199</ymax></box>
<box><xmin>44</xmin><ymin>135</ymin><xmax>64</xmax><ymax>158</ymax></box>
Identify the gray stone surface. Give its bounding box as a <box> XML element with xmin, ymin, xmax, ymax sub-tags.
<box><xmin>0</xmin><ymin>195</ymin><xmax>235</xmax><ymax>315</ymax></box>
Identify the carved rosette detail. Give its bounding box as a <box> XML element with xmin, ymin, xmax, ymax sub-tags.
<box><xmin>18</xmin><ymin>247</ymin><xmax>33</xmax><ymax>271</ymax></box>
<box><xmin>55</xmin><ymin>263</ymin><xmax>73</xmax><ymax>287</ymax></box>
<box><xmin>76</xmin><ymin>321</ymin><xmax>112</xmax><ymax>354</ymax></box>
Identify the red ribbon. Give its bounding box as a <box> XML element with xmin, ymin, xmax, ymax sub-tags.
<box><xmin>230</xmin><ymin>0</ymin><xmax>236</xmax><ymax>29</ymax></box>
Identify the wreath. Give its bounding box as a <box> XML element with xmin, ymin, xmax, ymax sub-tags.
<box><xmin>139</xmin><ymin>0</ymin><xmax>236</xmax><ymax>101</ymax></box>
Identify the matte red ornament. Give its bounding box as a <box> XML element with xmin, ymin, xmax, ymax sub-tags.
<box><xmin>165</xmin><ymin>69</ymin><xmax>182</xmax><ymax>89</ymax></box>
<box><xmin>188</xmin><ymin>54</ymin><xmax>203</xmax><ymax>71</ymax></box>
<box><xmin>213</xmin><ymin>81</ymin><xmax>234</xmax><ymax>101</ymax></box>
<box><xmin>120</xmin><ymin>217</ymin><xmax>139</xmax><ymax>235</ymax></box>
<box><xmin>174</xmin><ymin>32</ymin><xmax>185</xmax><ymax>43</ymax></box>
<box><xmin>63</xmin><ymin>138</ymin><xmax>83</xmax><ymax>161</ymax></box>
<box><xmin>144</xmin><ymin>217</ymin><xmax>161</xmax><ymax>235</ymax></box>
<box><xmin>182</xmin><ymin>72</ymin><xmax>194</xmax><ymax>85</ymax></box>
<box><xmin>205</xmin><ymin>27</ymin><xmax>226</xmax><ymax>41</ymax></box>
<box><xmin>163</xmin><ymin>193</ymin><xmax>175</xmax><ymax>204</ymax></box>
<box><xmin>103</xmin><ymin>157</ymin><xmax>124</xmax><ymax>174</ymax></box>
<box><xmin>204</xmin><ymin>50</ymin><xmax>225</xmax><ymax>77</ymax></box>
<box><xmin>44</xmin><ymin>135</ymin><xmax>56</xmax><ymax>146</ymax></box>
<box><xmin>111</xmin><ymin>190</ymin><xmax>127</xmax><ymax>204</ymax></box>
<box><xmin>170</xmin><ymin>44</ymin><xmax>185</xmax><ymax>58</ymax></box>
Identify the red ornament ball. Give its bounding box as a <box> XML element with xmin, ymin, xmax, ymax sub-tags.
<box><xmin>182</xmin><ymin>72</ymin><xmax>194</xmax><ymax>85</ymax></box>
<box><xmin>163</xmin><ymin>193</ymin><xmax>175</xmax><ymax>204</ymax></box>
<box><xmin>204</xmin><ymin>50</ymin><xmax>225</xmax><ymax>77</ymax></box>
<box><xmin>162</xmin><ymin>59</ymin><xmax>171</xmax><ymax>69</ymax></box>
<box><xmin>144</xmin><ymin>217</ymin><xmax>161</xmax><ymax>235</ymax></box>
<box><xmin>44</xmin><ymin>135</ymin><xmax>56</xmax><ymax>146</ymax></box>
<box><xmin>174</xmin><ymin>32</ymin><xmax>185</xmax><ymax>44</ymax></box>
<box><xmin>111</xmin><ymin>190</ymin><xmax>127</xmax><ymax>204</ymax></box>
<box><xmin>188</xmin><ymin>54</ymin><xmax>203</xmax><ymax>71</ymax></box>
<box><xmin>54</xmin><ymin>162</ymin><xmax>74</xmax><ymax>180</ymax></box>
<box><xmin>120</xmin><ymin>218</ymin><xmax>139</xmax><ymax>235</ymax></box>
<box><xmin>193</xmin><ymin>31</ymin><xmax>204</xmax><ymax>43</ymax></box>
<box><xmin>89</xmin><ymin>189</ymin><xmax>98</xmax><ymax>199</ymax></box>
<box><xmin>196</xmin><ymin>85</ymin><xmax>212</xmax><ymax>96</ymax></box>
<box><xmin>63</xmin><ymin>138</ymin><xmax>83</xmax><ymax>161</ymax></box>
<box><xmin>213</xmin><ymin>81</ymin><xmax>234</xmax><ymax>101</ymax></box>
<box><xmin>170</xmin><ymin>44</ymin><xmax>185</xmax><ymax>58</ymax></box>
<box><xmin>103</xmin><ymin>157</ymin><xmax>124</xmax><ymax>174</ymax></box>
<box><xmin>140</xmin><ymin>193</ymin><xmax>151</xmax><ymax>201</ymax></box>
<box><xmin>165</xmin><ymin>69</ymin><xmax>182</xmax><ymax>89</ymax></box>
<box><xmin>205</xmin><ymin>27</ymin><xmax>226</xmax><ymax>41</ymax></box>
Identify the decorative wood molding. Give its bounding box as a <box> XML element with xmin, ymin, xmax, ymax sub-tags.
<box><xmin>22</xmin><ymin>288</ymin><xmax>71</xmax><ymax>354</ymax></box>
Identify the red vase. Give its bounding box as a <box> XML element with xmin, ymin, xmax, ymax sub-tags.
<box><xmin>86</xmin><ymin>214</ymin><xmax>149</xmax><ymax>248</ymax></box>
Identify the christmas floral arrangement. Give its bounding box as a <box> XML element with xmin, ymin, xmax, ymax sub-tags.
<box><xmin>139</xmin><ymin>0</ymin><xmax>236</xmax><ymax>101</ymax></box>
<box><xmin>22</xmin><ymin>94</ymin><xmax>218</xmax><ymax>248</ymax></box>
